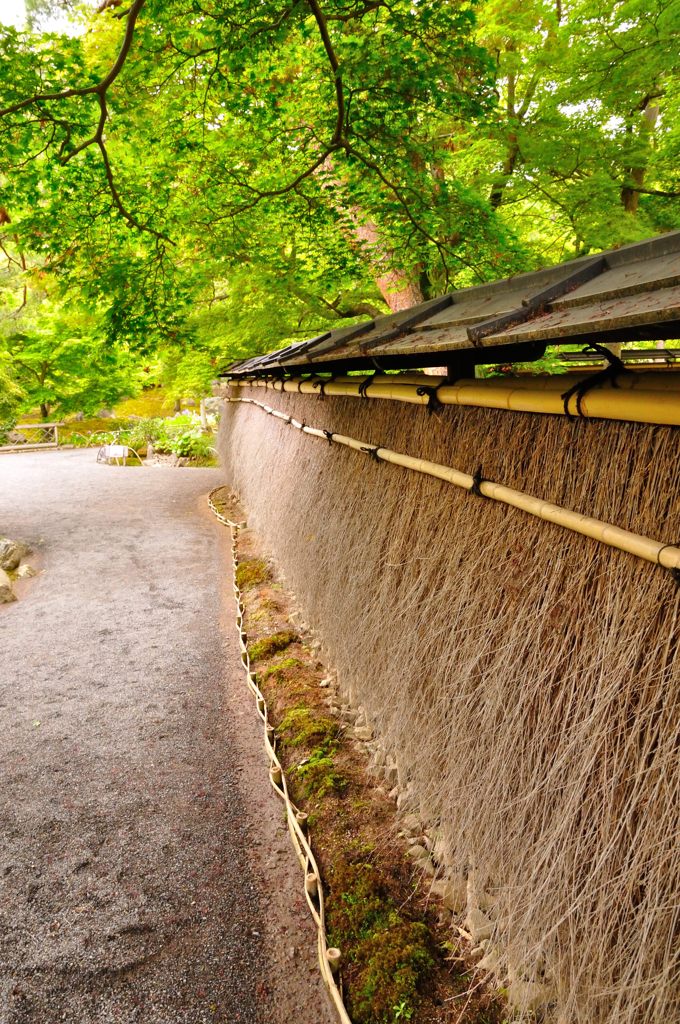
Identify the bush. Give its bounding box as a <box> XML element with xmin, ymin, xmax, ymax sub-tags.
<box><xmin>136</xmin><ymin>413</ymin><xmax>216</xmax><ymax>459</ymax></box>
<box><xmin>63</xmin><ymin>412</ymin><xmax>216</xmax><ymax>462</ymax></box>
<box><xmin>0</xmin><ymin>418</ymin><xmax>16</xmax><ymax>446</ymax></box>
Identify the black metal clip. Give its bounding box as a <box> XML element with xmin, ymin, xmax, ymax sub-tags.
<box><xmin>358</xmin><ymin>374</ymin><xmax>377</xmax><ymax>397</ymax></box>
<box><xmin>416</xmin><ymin>385</ymin><xmax>444</xmax><ymax>413</ymax></box>
<box><xmin>360</xmin><ymin>445</ymin><xmax>382</xmax><ymax>462</ymax></box>
<box><xmin>470</xmin><ymin>465</ymin><xmax>486</xmax><ymax>497</ymax></box>
<box><xmin>561</xmin><ymin>343</ymin><xmax>629</xmax><ymax>419</ymax></box>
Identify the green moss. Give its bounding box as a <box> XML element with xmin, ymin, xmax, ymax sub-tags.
<box><xmin>248</xmin><ymin>629</ymin><xmax>298</xmax><ymax>661</ymax></box>
<box><xmin>295</xmin><ymin>742</ymin><xmax>347</xmax><ymax>798</ymax></box>
<box><xmin>261</xmin><ymin>657</ymin><xmax>305</xmax><ymax>681</ymax></box>
<box><xmin>328</xmin><ymin>861</ymin><xmax>435</xmax><ymax>1024</ymax></box>
<box><xmin>277</xmin><ymin>705</ymin><xmax>339</xmax><ymax>747</ymax></box>
<box><xmin>235</xmin><ymin>558</ymin><xmax>271</xmax><ymax>591</ymax></box>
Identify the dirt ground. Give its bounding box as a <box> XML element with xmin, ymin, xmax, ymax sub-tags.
<box><xmin>0</xmin><ymin>449</ymin><xmax>335</xmax><ymax>1024</ymax></box>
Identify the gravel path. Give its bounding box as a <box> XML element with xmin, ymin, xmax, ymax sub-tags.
<box><xmin>0</xmin><ymin>450</ymin><xmax>334</xmax><ymax>1024</ymax></box>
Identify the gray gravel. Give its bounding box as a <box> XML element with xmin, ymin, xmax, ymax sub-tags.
<box><xmin>0</xmin><ymin>450</ymin><xmax>334</xmax><ymax>1024</ymax></box>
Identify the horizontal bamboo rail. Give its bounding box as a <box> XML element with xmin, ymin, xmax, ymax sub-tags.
<box><xmin>225</xmin><ymin>396</ymin><xmax>680</xmax><ymax>574</ymax></box>
<box><xmin>220</xmin><ymin>372</ymin><xmax>680</xmax><ymax>426</ymax></box>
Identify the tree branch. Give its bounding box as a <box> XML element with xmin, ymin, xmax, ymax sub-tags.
<box><xmin>307</xmin><ymin>0</ymin><xmax>346</xmax><ymax>145</ymax></box>
<box><xmin>0</xmin><ymin>0</ymin><xmax>146</xmax><ymax>118</ymax></box>
<box><xmin>0</xmin><ymin>0</ymin><xmax>174</xmax><ymax>243</ymax></box>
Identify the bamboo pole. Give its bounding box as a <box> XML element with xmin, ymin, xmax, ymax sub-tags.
<box><xmin>221</xmin><ymin>373</ymin><xmax>680</xmax><ymax>426</ymax></box>
<box><xmin>229</xmin><ymin>397</ymin><xmax>680</xmax><ymax>573</ymax></box>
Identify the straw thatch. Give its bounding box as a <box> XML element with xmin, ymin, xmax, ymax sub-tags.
<box><xmin>218</xmin><ymin>385</ymin><xmax>680</xmax><ymax>1024</ymax></box>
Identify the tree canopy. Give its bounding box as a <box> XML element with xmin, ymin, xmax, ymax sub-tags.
<box><xmin>0</xmin><ymin>0</ymin><xmax>678</xmax><ymax>415</ymax></box>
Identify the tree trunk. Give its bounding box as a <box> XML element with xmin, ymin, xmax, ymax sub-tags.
<box><xmin>489</xmin><ymin>134</ymin><xmax>519</xmax><ymax>209</ymax></box>
<box><xmin>621</xmin><ymin>102</ymin><xmax>659</xmax><ymax>213</ymax></box>
<box><xmin>320</xmin><ymin>156</ymin><xmax>424</xmax><ymax>313</ymax></box>
<box><xmin>40</xmin><ymin>403</ymin><xmax>49</xmax><ymax>420</ymax></box>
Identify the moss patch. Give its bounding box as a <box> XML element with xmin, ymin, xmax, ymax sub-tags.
<box><xmin>235</xmin><ymin>558</ymin><xmax>271</xmax><ymax>591</ymax></box>
<box><xmin>295</xmin><ymin>743</ymin><xmax>347</xmax><ymax>798</ymax></box>
<box><xmin>277</xmin><ymin>705</ymin><xmax>338</xmax><ymax>747</ymax></box>
<box><xmin>260</xmin><ymin>657</ymin><xmax>305</xmax><ymax>682</ymax></box>
<box><xmin>248</xmin><ymin>629</ymin><xmax>298</xmax><ymax>661</ymax></box>
<box><xmin>327</xmin><ymin>860</ymin><xmax>435</xmax><ymax>1024</ymax></box>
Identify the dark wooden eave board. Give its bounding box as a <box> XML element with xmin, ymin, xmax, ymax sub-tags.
<box><xmin>224</xmin><ymin>231</ymin><xmax>680</xmax><ymax>377</ymax></box>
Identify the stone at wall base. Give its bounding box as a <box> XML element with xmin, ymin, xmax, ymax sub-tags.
<box><xmin>0</xmin><ymin>538</ymin><xmax>28</xmax><ymax>571</ymax></box>
<box><xmin>507</xmin><ymin>979</ymin><xmax>555</xmax><ymax>1014</ymax></box>
<box><xmin>0</xmin><ymin>567</ymin><xmax>16</xmax><ymax>603</ymax></box>
<box><xmin>466</xmin><ymin>907</ymin><xmax>494</xmax><ymax>942</ymax></box>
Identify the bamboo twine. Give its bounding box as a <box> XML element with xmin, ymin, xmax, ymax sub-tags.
<box><xmin>222</xmin><ymin>373</ymin><xmax>680</xmax><ymax>425</ymax></box>
<box><xmin>225</xmin><ymin>398</ymin><xmax>680</xmax><ymax>573</ymax></box>
<box><xmin>207</xmin><ymin>488</ymin><xmax>352</xmax><ymax>1024</ymax></box>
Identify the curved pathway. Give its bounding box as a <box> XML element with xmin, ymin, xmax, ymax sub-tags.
<box><xmin>0</xmin><ymin>450</ymin><xmax>333</xmax><ymax>1024</ymax></box>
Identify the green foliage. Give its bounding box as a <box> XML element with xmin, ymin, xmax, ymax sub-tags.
<box><xmin>0</xmin><ymin>275</ymin><xmax>142</xmax><ymax>419</ymax></box>
<box><xmin>479</xmin><ymin>348</ymin><xmax>570</xmax><ymax>377</ymax></box>
<box><xmin>125</xmin><ymin>412</ymin><xmax>215</xmax><ymax>458</ymax></box>
<box><xmin>0</xmin><ymin>349</ymin><xmax>22</xmax><ymax>420</ymax></box>
<box><xmin>328</xmin><ymin>860</ymin><xmax>435</xmax><ymax>1024</ymax></box>
<box><xmin>248</xmin><ymin>629</ymin><xmax>299</xmax><ymax>661</ymax></box>
<box><xmin>0</xmin><ymin>0</ymin><xmax>677</xmax><ymax>391</ymax></box>
<box><xmin>59</xmin><ymin>411</ymin><xmax>217</xmax><ymax>465</ymax></box>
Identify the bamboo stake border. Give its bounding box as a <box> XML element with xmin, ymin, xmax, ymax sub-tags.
<box><xmin>224</xmin><ymin>396</ymin><xmax>680</xmax><ymax>575</ymax></box>
<box><xmin>207</xmin><ymin>488</ymin><xmax>352</xmax><ymax>1024</ymax></box>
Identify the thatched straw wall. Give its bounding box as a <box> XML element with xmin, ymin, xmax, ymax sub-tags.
<box><xmin>218</xmin><ymin>385</ymin><xmax>680</xmax><ymax>1024</ymax></box>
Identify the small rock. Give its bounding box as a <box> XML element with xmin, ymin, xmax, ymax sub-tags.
<box><xmin>400</xmin><ymin>813</ymin><xmax>421</xmax><ymax>836</ymax></box>
<box><xmin>0</xmin><ymin>568</ymin><xmax>15</xmax><ymax>603</ymax></box>
<box><xmin>466</xmin><ymin>908</ymin><xmax>493</xmax><ymax>943</ymax></box>
<box><xmin>437</xmin><ymin>908</ymin><xmax>453</xmax><ymax>927</ymax></box>
<box><xmin>15</xmin><ymin>564</ymin><xmax>36</xmax><ymax>579</ymax></box>
<box><xmin>0</xmin><ymin>538</ymin><xmax>26</xmax><ymax>571</ymax></box>
<box><xmin>406</xmin><ymin>844</ymin><xmax>429</xmax><ymax>862</ymax></box>
<box><xmin>383</xmin><ymin>764</ymin><xmax>398</xmax><ymax>788</ymax></box>
<box><xmin>430</xmin><ymin>835</ymin><xmax>450</xmax><ymax>868</ymax></box>
<box><xmin>477</xmin><ymin>946</ymin><xmax>502</xmax><ymax>974</ymax></box>
<box><xmin>506</xmin><ymin>979</ymin><xmax>554</xmax><ymax>1013</ymax></box>
<box><xmin>429</xmin><ymin>876</ymin><xmax>467</xmax><ymax>913</ymax></box>
<box><xmin>371</xmin><ymin>747</ymin><xmax>387</xmax><ymax>769</ymax></box>
<box><xmin>318</xmin><ymin>679</ymin><xmax>330</xmax><ymax>689</ymax></box>
<box><xmin>354</xmin><ymin>725</ymin><xmax>374</xmax><ymax>742</ymax></box>
<box><xmin>396</xmin><ymin>788</ymin><xmax>416</xmax><ymax>812</ymax></box>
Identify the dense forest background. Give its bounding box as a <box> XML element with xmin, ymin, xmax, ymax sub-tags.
<box><xmin>0</xmin><ymin>0</ymin><xmax>678</xmax><ymax>419</ymax></box>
